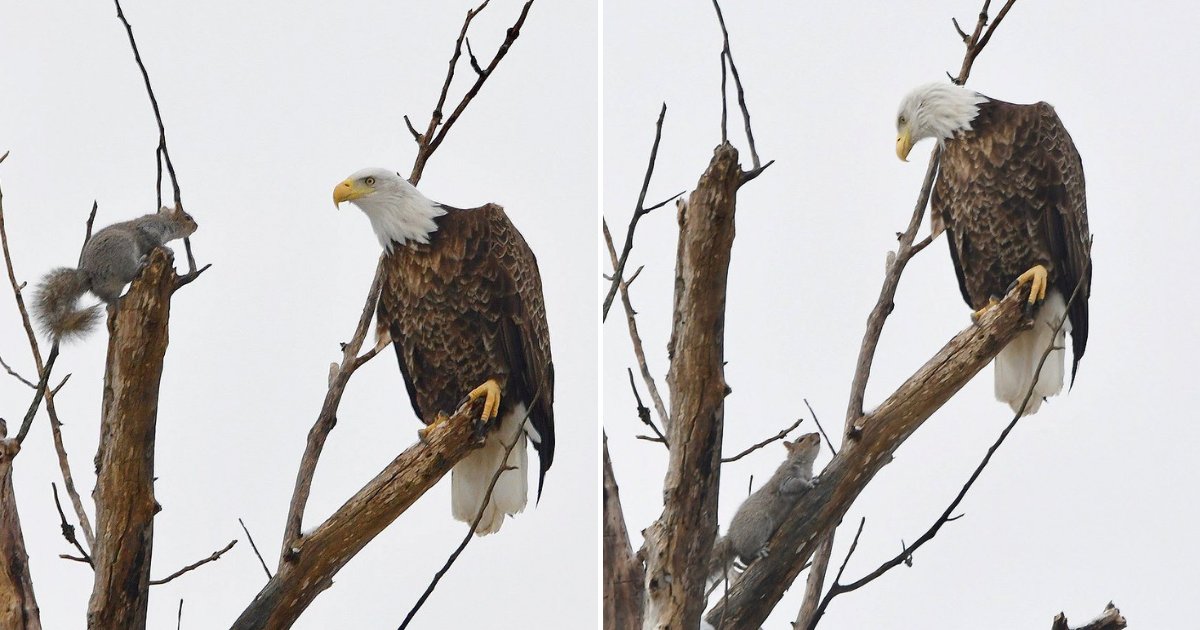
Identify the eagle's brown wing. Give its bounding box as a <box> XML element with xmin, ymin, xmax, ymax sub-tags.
<box><xmin>483</xmin><ymin>205</ymin><xmax>555</xmax><ymax>496</ymax></box>
<box><xmin>376</xmin><ymin>204</ymin><xmax>555</xmax><ymax>495</ymax></box>
<box><xmin>1032</xmin><ymin>102</ymin><xmax>1091</xmax><ymax>381</ymax></box>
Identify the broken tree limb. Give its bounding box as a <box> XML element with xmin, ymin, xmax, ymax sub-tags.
<box><xmin>706</xmin><ymin>282</ymin><xmax>1035</xmax><ymax>628</ymax></box>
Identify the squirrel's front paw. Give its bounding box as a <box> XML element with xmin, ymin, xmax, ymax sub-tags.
<box><xmin>755</xmin><ymin>546</ymin><xmax>770</xmax><ymax>561</ymax></box>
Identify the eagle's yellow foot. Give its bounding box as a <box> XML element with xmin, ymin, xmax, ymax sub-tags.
<box><xmin>1013</xmin><ymin>264</ymin><xmax>1049</xmax><ymax>305</ymax></box>
<box><xmin>417</xmin><ymin>412</ymin><xmax>450</xmax><ymax>444</ymax></box>
<box><xmin>466</xmin><ymin>379</ymin><xmax>503</xmax><ymax>423</ymax></box>
<box><xmin>970</xmin><ymin>297</ymin><xmax>1001</xmax><ymax>323</ymax></box>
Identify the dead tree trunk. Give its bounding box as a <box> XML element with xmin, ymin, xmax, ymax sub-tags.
<box><xmin>641</xmin><ymin>142</ymin><xmax>742</xmax><ymax>629</ymax></box>
<box><xmin>603</xmin><ymin>434</ymin><xmax>644</xmax><ymax>630</ymax></box>
<box><xmin>86</xmin><ymin>248</ymin><xmax>177</xmax><ymax>629</ymax></box>
<box><xmin>0</xmin><ymin>432</ymin><xmax>41</xmax><ymax>630</ymax></box>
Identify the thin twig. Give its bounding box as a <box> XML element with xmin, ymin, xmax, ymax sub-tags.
<box><xmin>52</xmin><ymin>483</ymin><xmax>92</xmax><ymax>566</ymax></box>
<box><xmin>150</xmin><ymin>539</ymin><xmax>238</xmax><ymax>585</ymax></box>
<box><xmin>710</xmin><ymin>0</ymin><xmax>762</xmax><ymax>170</ymax></box>
<box><xmin>15</xmin><ymin>343</ymin><xmax>59</xmax><ymax>444</ymax></box>
<box><xmin>408</xmin><ymin>0</ymin><xmax>535</xmax><ymax>185</ymax></box>
<box><xmin>112</xmin><ymin>0</ymin><xmax>198</xmax><ymax>273</ymax></box>
<box><xmin>628</xmin><ymin>368</ymin><xmax>667</xmax><ymax>447</ymax></box>
<box><xmin>602</xmin><ymin>103</ymin><xmax>679</xmax><ymax>321</ymax></box>
<box><xmin>398</xmin><ymin>400</ymin><xmax>537</xmax><ymax>630</ymax></box>
<box><xmin>604</xmin><ymin>219</ymin><xmax>669</xmax><ymax>427</ymax></box>
<box><xmin>177</xmin><ymin>599</ymin><xmax>183</xmax><ymax>630</ymax></box>
<box><xmin>0</xmin><ymin>147</ymin><xmax>96</xmax><ymax>550</ymax></box>
<box><xmin>804</xmin><ymin>399</ymin><xmax>837</xmax><ymax>457</ymax></box>
<box><xmin>721</xmin><ymin>417</ymin><xmax>802</xmax><ymax>463</ymax></box>
<box><xmin>239</xmin><ymin>518</ymin><xmax>272</xmax><ymax>580</ymax></box>
<box><xmin>0</xmin><ymin>354</ymin><xmax>36</xmax><ymax>389</ymax></box>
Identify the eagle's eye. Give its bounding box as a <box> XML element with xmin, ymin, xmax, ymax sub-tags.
<box><xmin>898</xmin><ymin>115</ymin><xmax>907</xmax><ymax>126</ymax></box>
<box><xmin>365</xmin><ymin>176</ymin><xmax>376</xmax><ymax>186</ymax></box>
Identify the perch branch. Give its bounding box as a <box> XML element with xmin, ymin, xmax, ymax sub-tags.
<box><xmin>398</xmin><ymin>403</ymin><xmax>533</xmax><ymax>629</ymax></box>
<box><xmin>799</xmin><ymin>2</ymin><xmax>1020</xmax><ymax>622</ymax></box>
<box><xmin>806</xmin><ymin>256</ymin><xmax>1091</xmax><ymax>628</ymax></box>
<box><xmin>603</xmin><ymin>434</ymin><xmax>645</xmax><ymax>630</ymax></box>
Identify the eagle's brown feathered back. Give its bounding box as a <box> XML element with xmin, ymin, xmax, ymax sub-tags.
<box><xmin>376</xmin><ymin>203</ymin><xmax>555</xmax><ymax>494</ymax></box>
<box><xmin>933</xmin><ymin>98</ymin><xmax>1092</xmax><ymax>378</ymax></box>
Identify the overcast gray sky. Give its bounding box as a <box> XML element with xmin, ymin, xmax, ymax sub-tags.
<box><xmin>605</xmin><ymin>1</ymin><xmax>1200</xmax><ymax>628</ymax></box>
<box><xmin>1</xmin><ymin>1</ymin><xmax>596</xmax><ymax>628</ymax></box>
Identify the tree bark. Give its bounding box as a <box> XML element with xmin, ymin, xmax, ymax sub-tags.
<box><xmin>231</xmin><ymin>399</ymin><xmax>485</xmax><ymax>630</ymax></box>
<box><xmin>603</xmin><ymin>434</ymin><xmax>644</xmax><ymax>630</ymax></box>
<box><xmin>642</xmin><ymin>142</ymin><xmax>742</xmax><ymax>630</ymax></box>
<box><xmin>0</xmin><ymin>434</ymin><xmax>41</xmax><ymax>630</ymax></box>
<box><xmin>1051</xmin><ymin>603</ymin><xmax>1126</xmax><ymax>630</ymax></box>
<box><xmin>706</xmin><ymin>286</ymin><xmax>1034</xmax><ymax>628</ymax></box>
<box><xmin>87</xmin><ymin>248</ymin><xmax>176</xmax><ymax>629</ymax></box>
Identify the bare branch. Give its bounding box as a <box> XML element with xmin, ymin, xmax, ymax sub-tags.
<box><xmin>710</xmin><ymin>0</ymin><xmax>763</xmax><ymax>170</ymax></box>
<box><xmin>51</xmin><ymin>483</ymin><xmax>91</xmax><ymax>567</ymax></box>
<box><xmin>603</xmin><ymin>103</ymin><xmax>672</xmax><ymax>321</ymax></box>
<box><xmin>603</xmin><ymin>434</ymin><xmax>645</xmax><ymax>629</ymax></box>
<box><xmin>398</xmin><ymin>402</ymin><xmax>534</xmax><ymax>629</ymax></box>
<box><xmin>0</xmin><ymin>355</ymin><xmax>36</xmax><ymax>389</ymax></box>
<box><xmin>409</xmin><ymin>0</ymin><xmax>535</xmax><ymax>185</ymax></box>
<box><xmin>112</xmin><ymin>0</ymin><xmax>199</xmax><ymax>273</ymax></box>
<box><xmin>150</xmin><ymin>539</ymin><xmax>238</xmax><ymax>586</ymax></box>
<box><xmin>721</xmin><ymin>417</ymin><xmax>802</xmax><ymax>463</ymax></box>
<box><xmin>804</xmin><ymin>398</ymin><xmax>837</xmax><ymax>457</ymax></box>
<box><xmin>604</xmin><ymin>218</ymin><xmax>670</xmax><ymax>428</ymax></box>
<box><xmin>628</xmin><ymin>368</ymin><xmax>667</xmax><ymax>448</ymax></box>
<box><xmin>279</xmin><ymin>264</ymin><xmax>384</xmax><ymax>562</ymax></box>
<box><xmin>238</xmin><ymin>518</ymin><xmax>272</xmax><ymax>580</ymax></box>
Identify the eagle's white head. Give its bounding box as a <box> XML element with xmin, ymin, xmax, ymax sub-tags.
<box><xmin>333</xmin><ymin>167</ymin><xmax>447</xmax><ymax>251</ymax></box>
<box><xmin>895</xmin><ymin>82</ymin><xmax>989</xmax><ymax>161</ymax></box>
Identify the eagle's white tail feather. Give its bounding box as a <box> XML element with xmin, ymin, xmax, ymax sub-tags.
<box><xmin>994</xmin><ymin>290</ymin><xmax>1070</xmax><ymax>416</ymax></box>
<box><xmin>451</xmin><ymin>403</ymin><xmax>529</xmax><ymax>536</ymax></box>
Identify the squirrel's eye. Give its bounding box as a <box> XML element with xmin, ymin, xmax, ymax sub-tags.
<box><xmin>365</xmin><ymin>177</ymin><xmax>376</xmax><ymax>186</ymax></box>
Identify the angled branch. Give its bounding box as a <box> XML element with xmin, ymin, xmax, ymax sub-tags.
<box><xmin>603</xmin><ymin>103</ymin><xmax>673</xmax><ymax>321</ymax></box>
<box><xmin>721</xmin><ymin>417</ymin><xmax>802</xmax><ymax>464</ymax></box>
<box><xmin>150</xmin><ymin>539</ymin><xmax>237</xmax><ymax>586</ymax></box>
<box><xmin>409</xmin><ymin>0</ymin><xmax>535</xmax><ymax>185</ymax></box>
<box><xmin>603</xmin><ymin>434</ymin><xmax>645</xmax><ymax>630</ymax></box>
<box><xmin>112</xmin><ymin>0</ymin><xmax>199</xmax><ymax>273</ymax></box>
<box><xmin>239</xmin><ymin>518</ymin><xmax>272</xmax><ymax>580</ymax></box>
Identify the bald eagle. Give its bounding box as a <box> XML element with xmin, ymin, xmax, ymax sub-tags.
<box><xmin>895</xmin><ymin>83</ymin><xmax>1092</xmax><ymax>416</ymax></box>
<box><xmin>334</xmin><ymin>168</ymin><xmax>554</xmax><ymax>535</ymax></box>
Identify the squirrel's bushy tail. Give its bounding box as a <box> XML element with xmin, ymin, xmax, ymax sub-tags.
<box><xmin>31</xmin><ymin>268</ymin><xmax>102</xmax><ymax>341</ymax></box>
<box><xmin>706</xmin><ymin>536</ymin><xmax>736</xmax><ymax>593</ymax></box>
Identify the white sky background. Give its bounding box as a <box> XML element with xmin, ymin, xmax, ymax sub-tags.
<box><xmin>605</xmin><ymin>2</ymin><xmax>1200</xmax><ymax>629</ymax></box>
<box><xmin>0</xmin><ymin>1</ymin><xmax>597</xmax><ymax>628</ymax></box>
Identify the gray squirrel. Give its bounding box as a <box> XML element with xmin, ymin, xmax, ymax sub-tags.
<box><xmin>708</xmin><ymin>432</ymin><xmax>821</xmax><ymax>584</ymax></box>
<box><xmin>31</xmin><ymin>205</ymin><xmax>198</xmax><ymax>340</ymax></box>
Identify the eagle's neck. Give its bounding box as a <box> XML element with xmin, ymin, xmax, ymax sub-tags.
<box><xmin>355</xmin><ymin>186</ymin><xmax>447</xmax><ymax>252</ymax></box>
<box><xmin>926</xmin><ymin>88</ymin><xmax>990</xmax><ymax>144</ymax></box>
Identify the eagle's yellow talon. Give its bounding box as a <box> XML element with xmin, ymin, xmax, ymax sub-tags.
<box><xmin>466</xmin><ymin>378</ymin><xmax>503</xmax><ymax>422</ymax></box>
<box><xmin>1014</xmin><ymin>264</ymin><xmax>1049</xmax><ymax>305</ymax></box>
<box><xmin>971</xmin><ymin>297</ymin><xmax>1001</xmax><ymax>322</ymax></box>
<box><xmin>417</xmin><ymin>412</ymin><xmax>450</xmax><ymax>443</ymax></box>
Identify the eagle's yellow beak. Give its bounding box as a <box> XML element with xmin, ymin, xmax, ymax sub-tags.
<box><xmin>896</xmin><ymin>127</ymin><xmax>914</xmax><ymax>162</ymax></box>
<box><xmin>333</xmin><ymin>179</ymin><xmax>370</xmax><ymax>208</ymax></box>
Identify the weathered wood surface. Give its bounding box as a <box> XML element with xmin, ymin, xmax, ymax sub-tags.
<box><xmin>87</xmin><ymin>248</ymin><xmax>176</xmax><ymax>629</ymax></box>
<box><xmin>642</xmin><ymin>142</ymin><xmax>742</xmax><ymax>630</ymax></box>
